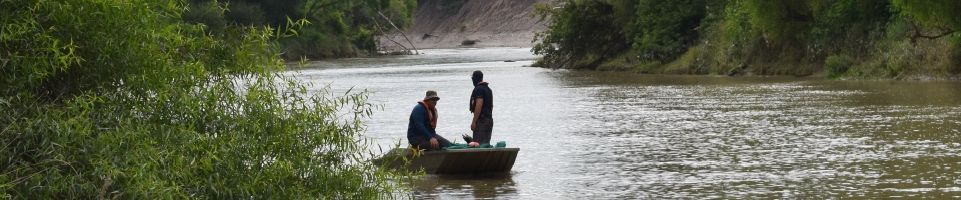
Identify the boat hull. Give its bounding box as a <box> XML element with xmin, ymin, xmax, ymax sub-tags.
<box><xmin>375</xmin><ymin>148</ymin><xmax>519</xmax><ymax>174</ymax></box>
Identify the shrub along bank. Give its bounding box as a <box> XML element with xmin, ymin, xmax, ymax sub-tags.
<box><xmin>1</xmin><ymin>0</ymin><xmax>408</xmax><ymax>198</ymax></box>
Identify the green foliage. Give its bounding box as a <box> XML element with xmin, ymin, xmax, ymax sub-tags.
<box><xmin>1</xmin><ymin>0</ymin><xmax>408</xmax><ymax>198</ymax></box>
<box><xmin>183</xmin><ymin>0</ymin><xmax>228</xmax><ymax>32</ymax></box>
<box><xmin>631</xmin><ymin>0</ymin><xmax>706</xmax><ymax>61</ymax></box>
<box><xmin>183</xmin><ymin>0</ymin><xmax>417</xmax><ymax>59</ymax></box>
<box><xmin>533</xmin><ymin>0</ymin><xmax>632</xmax><ymax>69</ymax></box>
<box><xmin>534</xmin><ymin>0</ymin><xmax>959</xmax><ymax>78</ymax></box>
<box><xmin>808</xmin><ymin>0</ymin><xmax>891</xmax><ymax>54</ymax></box>
<box><xmin>534</xmin><ymin>0</ymin><xmax>709</xmax><ymax>67</ymax></box>
<box><xmin>824</xmin><ymin>54</ymin><xmax>855</xmax><ymax>78</ymax></box>
<box><xmin>719</xmin><ymin>0</ymin><xmax>754</xmax><ymax>44</ymax></box>
<box><xmin>291</xmin><ymin>0</ymin><xmax>418</xmax><ymax>59</ymax></box>
<box><xmin>225</xmin><ymin>1</ymin><xmax>267</xmax><ymax>26</ymax></box>
<box><xmin>892</xmin><ymin>0</ymin><xmax>961</xmax><ymax>31</ymax></box>
<box><xmin>742</xmin><ymin>0</ymin><xmax>813</xmax><ymax>43</ymax></box>
<box><xmin>2</xmin><ymin>0</ymin><xmax>248</xmax><ymax>100</ymax></box>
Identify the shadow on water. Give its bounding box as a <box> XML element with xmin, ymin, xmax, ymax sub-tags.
<box><xmin>412</xmin><ymin>173</ymin><xmax>518</xmax><ymax>199</ymax></box>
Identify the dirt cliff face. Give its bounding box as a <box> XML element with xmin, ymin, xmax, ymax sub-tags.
<box><xmin>380</xmin><ymin>0</ymin><xmax>549</xmax><ymax>50</ymax></box>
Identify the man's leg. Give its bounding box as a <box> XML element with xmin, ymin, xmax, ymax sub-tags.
<box><xmin>434</xmin><ymin>134</ymin><xmax>452</xmax><ymax>148</ymax></box>
<box><xmin>473</xmin><ymin>118</ymin><xmax>493</xmax><ymax>144</ymax></box>
<box><xmin>409</xmin><ymin>137</ymin><xmax>430</xmax><ymax>150</ymax></box>
<box><xmin>411</xmin><ymin>136</ymin><xmax>451</xmax><ymax>150</ymax></box>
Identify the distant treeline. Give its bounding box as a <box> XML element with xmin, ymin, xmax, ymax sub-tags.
<box><xmin>184</xmin><ymin>0</ymin><xmax>416</xmax><ymax>59</ymax></box>
<box><xmin>533</xmin><ymin>0</ymin><xmax>961</xmax><ymax>79</ymax></box>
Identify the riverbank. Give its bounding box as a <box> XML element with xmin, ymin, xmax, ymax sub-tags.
<box><xmin>531</xmin><ymin>1</ymin><xmax>961</xmax><ymax>80</ymax></box>
<box><xmin>550</xmin><ymin>37</ymin><xmax>961</xmax><ymax>81</ymax></box>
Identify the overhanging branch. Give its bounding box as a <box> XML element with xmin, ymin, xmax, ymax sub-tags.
<box><xmin>910</xmin><ymin>21</ymin><xmax>957</xmax><ymax>44</ymax></box>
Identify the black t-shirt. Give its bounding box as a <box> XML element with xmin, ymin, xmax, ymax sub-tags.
<box><xmin>470</xmin><ymin>83</ymin><xmax>493</xmax><ymax>118</ymax></box>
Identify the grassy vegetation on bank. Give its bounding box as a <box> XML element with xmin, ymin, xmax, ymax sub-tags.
<box><xmin>1</xmin><ymin>0</ymin><xmax>410</xmax><ymax>198</ymax></box>
<box><xmin>533</xmin><ymin>0</ymin><xmax>961</xmax><ymax>79</ymax></box>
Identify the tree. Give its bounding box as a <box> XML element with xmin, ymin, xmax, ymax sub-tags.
<box><xmin>891</xmin><ymin>0</ymin><xmax>960</xmax><ymax>43</ymax></box>
<box><xmin>182</xmin><ymin>0</ymin><xmax>417</xmax><ymax>59</ymax></box>
<box><xmin>742</xmin><ymin>0</ymin><xmax>814</xmax><ymax>43</ymax></box>
<box><xmin>533</xmin><ymin>0</ymin><xmax>632</xmax><ymax>69</ymax></box>
<box><xmin>631</xmin><ymin>0</ymin><xmax>707</xmax><ymax>61</ymax></box>
<box><xmin>1</xmin><ymin>0</ymin><xmax>407</xmax><ymax>198</ymax></box>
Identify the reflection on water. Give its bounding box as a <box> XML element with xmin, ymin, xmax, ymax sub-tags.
<box><xmin>413</xmin><ymin>174</ymin><xmax>517</xmax><ymax>199</ymax></box>
<box><xmin>296</xmin><ymin>48</ymin><xmax>961</xmax><ymax>199</ymax></box>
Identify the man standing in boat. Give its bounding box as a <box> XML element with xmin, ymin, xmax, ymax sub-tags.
<box><xmin>469</xmin><ymin>70</ymin><xmax>494</xmax><ymax>144</ymax></box>
<box><xmin>408</xmin><ymin>90</ymin><xmax>452</xmax><ymax>150</ymax></box>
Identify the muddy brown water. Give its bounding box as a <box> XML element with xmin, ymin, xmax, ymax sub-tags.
<box><xmin>295</xmin><ymin>48</ymin><xmax>961</xmax><ymax>199</ymax></box>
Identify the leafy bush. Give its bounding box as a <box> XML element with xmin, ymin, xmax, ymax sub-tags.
<box><xmin>1</xmin><ymin>0</ymin><xmax>406</xmax><ymax>198</ymax></box>
<box><xmin>533</xmin><ymin>0</ymin><xmax>631</xmax><ymax>69</ymax></box>
<box><xmin>742</xmin><ymin>0</ymin><xmax>813</xmax><ymax>43</ymax></box>
<box><xmin>824</xmin><ymin>54</ymin><xmax>856</xmax><ymax>78</ymax></box>
<box><xmin>631</xmin><ymin>0</ymin><xmax>706</xmax><ymax>61</ymax></box>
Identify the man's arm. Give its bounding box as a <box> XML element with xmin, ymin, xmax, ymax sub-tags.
<box><xmin>471</xmin><ymin>98</ymin><xmax>483</xmax><ymax>131</ymax></box>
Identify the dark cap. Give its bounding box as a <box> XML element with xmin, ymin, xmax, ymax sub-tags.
<box><xmin>471</xmin><ymin>70</ymin><xmax>483</xmax><ymax>86</ymax></box>
<box><xmin>425</xmin><ymin>90</ymin><xmax>440</xmax><ymax>100</ymax></box>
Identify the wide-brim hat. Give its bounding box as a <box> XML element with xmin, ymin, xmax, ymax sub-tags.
<box><xmin>425</xmin><ymin>90</ymin><xmax>440</xmax><ymax>100</ymax></box>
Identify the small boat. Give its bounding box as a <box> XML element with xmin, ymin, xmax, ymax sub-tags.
<box><xmin>374</xmin><ymin>147</ymin><xmax>519</xmax><ymax>174</ymax></box>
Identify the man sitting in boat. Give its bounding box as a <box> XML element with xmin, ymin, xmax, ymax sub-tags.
<box><xmin>407</xmin><ymin>90</ymin><xmax>452</xmax><ymax>150</ymax></box>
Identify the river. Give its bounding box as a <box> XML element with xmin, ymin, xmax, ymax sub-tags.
<box><xmin>295</xmin><ymin>48</ymin><xmax>961</xmax><ymax>199</ymax></box>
